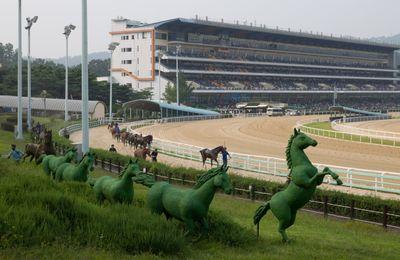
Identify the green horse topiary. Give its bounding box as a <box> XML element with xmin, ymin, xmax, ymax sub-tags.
<box><xmin>253</xmin><ymin>128</ymin><xmax>343</xmax><ymax>243</ymax></box>
<box><xmin>147</xmin><ymin>165</ymin><xmax>232</xmax><ymax>238</ymax></box>
<box><xmin>90</xmin><ymin>159</ymin><xmax>154</xmax><ymax>204</ymax></box>
<box><xmin>37</xmin><ymin>148</ymin><xmax>77</xmax><ymax>178</ymax></box>
<box><xmin>55</xmin><ymin>152</ymin><xmax>95</xmax><ymax>182</ymax></box>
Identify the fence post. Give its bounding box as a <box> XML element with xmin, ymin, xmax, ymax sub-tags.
<box><xmin>118</xmin><ymin>161</ymin><xmax>121</xmax><ymax>174</ymax></box>
<box><xmin>168</xmin><ymin>173</ymin><xmax>172</xmax><ymax>183</ymax></box>
<box><xmin>350</xmin><ymin>200</ymin><xmax>355</xmax><ymax>220</ymax></box>
<box><xmin>153</xmin><ymin>171</ymin><xmax>157</xmax><ymax>181</ymax></box>
<box><xmin>181</xmin><ymin>174</ymin><xmax>185</xmax><ymax>185</ymax></box>
<box><xmin>109</xmin><ymin>159</ymin><xmax>112</xmax><ymax>172</ymax></box>
<box><xmin>231</xmin><ymin>182</ymin><xmax>236</xmax><ymax>196</ymax></box>
<box><xmin>101</xmin><ymin>158</ymin><xmax>104</xmax><ymax>169</ymax></box>
<box><xmin>323</xmin><ymin>196</ymin><xmax>329</xmax><ymax>218</ymax></box>
<box><xmin>94</xmin><ymin>156</ymin><xmax>98</xmax><ymax>166</ymax></box>
<box><xmin>383</xmin><ymin>205</ymin><xmax>388</xmax><ymax>228</ymax></box>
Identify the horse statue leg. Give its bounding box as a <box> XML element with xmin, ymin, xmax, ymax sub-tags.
<box><xmin>322</xmin><ymin>167</ymin><xmax>343</xmax><ymax>185</ymax></box>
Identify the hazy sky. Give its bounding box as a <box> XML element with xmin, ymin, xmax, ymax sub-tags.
<box><xmin>1</xmin><ymin>0</ymin><xmax>399</xmax><ymax>59</ymax></box>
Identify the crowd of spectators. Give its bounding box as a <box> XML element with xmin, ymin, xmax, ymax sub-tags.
<box><xmin>166</xmin><ymin>45</ymin><xmax>389</xmax><ymax>69</ymax></box>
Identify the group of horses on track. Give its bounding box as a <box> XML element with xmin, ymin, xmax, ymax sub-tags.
<box><xmin>108</xmin><ymin>124</ymin><xmax>154</xmax><ymax>160</ymax></box>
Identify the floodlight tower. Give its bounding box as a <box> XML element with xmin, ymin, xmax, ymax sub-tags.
<box><xmin>63</xmin><ymin>24</ymin><xmax>76</xmax><ymax>121</ymax></box>
<box><xmin>81</xmin><ymin>0</ymin><xmax>89</xmax><ymax>153</ymax></box>
<box><xmin>16</xmin><ymin>0</ymin><xmax>23</xmax><ymax>139</ymax></box>
<box><xmin>108</xmin><ymin>42</ymin><xmax>119</xmax><ymax>122</ymax></box>
<box><xmin>25</xmin><ymin>16</ymin><xmax>38</xmax><ymax>130</ymax></box>
<box><xmin>175</xmin><ymin>45</ymin><xmax>181</xmax><ymax>105</ymax></box>
<box><xmin>155</xmin><ymin>50</ymin><xmax>164</xmax><ymax>101</ymax></box>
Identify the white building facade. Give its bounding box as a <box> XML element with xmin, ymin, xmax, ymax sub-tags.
<box><xmin>110</xmin><ymin>18</ymin><xmax>169</xmax><ymax>100</ymax></box>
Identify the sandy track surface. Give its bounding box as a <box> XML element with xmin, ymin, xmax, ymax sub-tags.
<box><xmin>136</xmin><ymin>115</ymin><xmax>400</xmax><ymax>173</ymax></box>
<box><xmin>349</xmin><ymin>119</ymin><xmax>400</xmax><ymax>133</ymax></box>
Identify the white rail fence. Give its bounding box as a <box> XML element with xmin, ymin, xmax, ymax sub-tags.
<box><xmin>128</xmin><ymin>119</ymin><xmax>400</xmax><ymax>195</ymax></box>
<box><xmin>297</xmin><ymin>117</ymin><xmax>400</xmax><ymax>147</ymax></box>
<box><xmin>331</xmin><ymin>116</ymin><xmax>400</xmax><ymax>142</ymax></box>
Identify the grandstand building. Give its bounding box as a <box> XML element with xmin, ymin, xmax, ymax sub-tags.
<box><xmin>110</xmin><ymin>17</ymin><xmax>400</xmax><ymax>108</ymax></box>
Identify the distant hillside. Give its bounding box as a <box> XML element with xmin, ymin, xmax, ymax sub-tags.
<box><xmin>368</xmin><ymin>34</ymin><xmax>400</xmax><ymax>45</ymax></box>
<box><xmin>51</xmin><ymin>51</ymin><xmax>109</xmax><ymax>66</ymax></box>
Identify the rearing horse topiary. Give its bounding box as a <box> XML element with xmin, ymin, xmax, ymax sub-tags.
<box><xmin>253</xmin><ymin>129</ymin><xmax>343</xmax><ymax>243</ymax></box>
<box><xmin>55</xmin><ymin>152</ymin><xmax>95</xmax><ymax>182</ymax></box>
<box><xmin>147</xmin><ymin>165</ymin><xmax>232</xmax><ymax>238</ymax></box>
<box><xmin>90</xmin><ymin>159</ymin><xmax>154</xmax><ymax>204</ymax></box>
<box><xmin>37</xmin><ymin>148</ymin><xmax>77</xmax><ymax>178</ymax></box>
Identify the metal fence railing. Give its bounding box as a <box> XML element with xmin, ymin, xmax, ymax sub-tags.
<box><xmin>297</xmin><ymin>116</ymin><xmax>400</xmax><ymax>147</ymax></box>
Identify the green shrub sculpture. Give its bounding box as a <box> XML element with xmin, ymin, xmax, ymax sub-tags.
<box><xmin>55</xmin><ymin>152</ymin><xmax>95</xmax><ymax>182</ymax></box>
<box><xmin>37</xmin><ymin>148</ymin><xmax>78</xmax><ymax>178</ymax></box>
<box><xmin>90</xmin><ymin>159</ymin><xmax>154</xmax><ymax>204</ymax></box>
<box><xmin>147</xmin><ymin>165</ymin><xmax>232</xmax><ymax>238</ymax></box>
<box><xmin>254</xmin><ymin>129</ymin><xmax>343</xmax><ymax>243</ymax></box>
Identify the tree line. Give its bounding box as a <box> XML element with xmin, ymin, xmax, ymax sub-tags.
<box><xmin>0</xmin><ymin>43</ymin><xmax>151</xmax><ymax>113</ymax></box>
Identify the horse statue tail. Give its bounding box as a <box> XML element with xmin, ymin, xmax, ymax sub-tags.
<box><xmin>36</xmin><ymin>154</ymin><xmax>46</xmax><ymax>165</ymax></box>
<box><xmin>253</xmin><ymin>201</ymin><xmax>270</xmax><ymax>225</ymax></box>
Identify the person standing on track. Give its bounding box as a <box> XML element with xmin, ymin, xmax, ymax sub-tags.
<box><xmin>151</xmin><ymin>148</ymin><xmax>158</xmax><ymax>162</ymax></box>
<box><xmin>222</xmin><ymin>146</ymin><xmax>231</xmax><ymax>168</ymax></box>
<box><xmin>109</xmin><ymin>144</ymin><xmax>117</xmax><ymax>153</ymax></box>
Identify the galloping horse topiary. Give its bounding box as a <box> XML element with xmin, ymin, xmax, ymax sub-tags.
<box><xmin>147</xmin><ymin>165</ymin><xmax>232</xmax><ymax>238</ymax></box>
<box><xmin>38</xmin><ymin>148</ymin><xmax>77</xmax><ymax>178</ymax></box>
<box><xmin>55</xmin><ymin>152</ymin><xmax>95</xmax><ymax>182</ymax></box>
<box><xmin>90</xmin><ymin>159</ymin><xmax>154</xmax><ymax>204</ymax></box>
<box><xmin>253</xmin><ymin>129</ymin><xmax>343</xmax><ymax>243</ymax></box>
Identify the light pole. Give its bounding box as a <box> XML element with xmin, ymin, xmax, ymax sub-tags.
<box><xmin>175</xmin><ymin>45</ymin><xmax>181</xmax><ymax>105</ymax></box>
<box><xmin>63</xmin><ymin>24</ymin><xmax>76</xmax><ymax>121</ymax></box>
<box><xmin>108</xmin><ymin>42</ymin><xmax>119</xmax><ymax>122</ymax></box>
<box><xmin>16</xmin><ymin>0</ymin><xmax>23</xmax><ymax>139</ymax></box>
<box><xmin>81</xmin><ymin>0</ymin><xmax>89</xmax><ymax>154</ymax></box>
<box><xmin>156</xmin><ymin>50</ymin><xmax>164</xmax><ymax>101</ymax></box>
<box><xmin>25</xmin><ymin>16</ymin><xmax>38</xmax><ymax>130</ymax></box>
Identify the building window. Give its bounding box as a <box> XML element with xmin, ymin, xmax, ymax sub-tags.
<box><xmin>155</xmin><ymin>32</ymin><xmax>167</xmax><ymax>40</ymax></box>
<box><xmin>126</xmin><ymin>83</ymin><xmax>132</xmax><ymax>87</ymax></box>
<box><xmin>121</xmin><ymin>35</ymin><xmax>129</xmax><ymax>40</ymax></box>
<box><xmin>121</xmin><ymin>48</ymin><xmax>132</xmax><ymax>52</ymax></box>
<box><xmin>121</xmin><ymin>60</ymin><xmax>132</xmax><ymax>64</ymax></box>
<box><xmin>131</xmin><ymin>35</ymin><xmax>135</xmax><ymax>40</ymax></box>
<box><xmin>142</xmin><ymin>32</ymin><xmax>146</xmax><ymax>39</ymax></box>
<box><xmin>137</xmin><ymin>46</ymin><xmax>139</xmax><ymax>52</ymax></box>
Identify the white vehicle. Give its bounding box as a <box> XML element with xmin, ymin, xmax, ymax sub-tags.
<box><xmin>285</xmin><ymin>109</ymin><xmax>300</xmax><ymax>116</ymax></box>
<box><xmin>266</xmin><ymin>107</ymin><xmax>284</xmax><ymax>116</ymax></box>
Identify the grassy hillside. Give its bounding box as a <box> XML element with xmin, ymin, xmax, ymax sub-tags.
<box><xmin>0</xmin><ymin>158</ymin><xmax>399</xmax><ymax>259</ymax></box>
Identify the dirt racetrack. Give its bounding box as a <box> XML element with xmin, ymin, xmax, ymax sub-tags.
<box><xmin>348</xmin><ymin>119</ymin><xmax>400</xmax><ymax>133</ymax></box>
<box><xmin>136</xmin><ymin>115</ymin><xmax>400</xmax><ymax>173</ymax></box>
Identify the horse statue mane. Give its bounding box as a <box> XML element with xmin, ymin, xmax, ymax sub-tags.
<box><xmin>194</xmin><ymin>167</ymin><xmax>222</xmax><ymax>189</ymax></box>
<box><xmin>285</xmin><ymin>130</ymin><xmax>297</xmax><ymax>170</ymax></box>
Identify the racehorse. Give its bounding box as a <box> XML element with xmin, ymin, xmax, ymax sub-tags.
<box><xmin>120</xmin><ymin>131</ymin><xmax>130</xmax><ymax>146</ymax></box>
<box><xmin>24</xmin><ymin>129</ymin><xmax>55</xmax><ymax>162</ymax></box>
<box><xmin>147</xmin><ymin>165</ymin><xmax>232</xmax><ymax>238</ymax></box>
<box><xmin>253</xmin><ymin>129</ymin><xmax>343</xmax><ymax>243</ymax></box>
<box><xmin>134</xmin><ymin>147</ymin><xmax>151</xmax><ymax>160</ymax></box>
<box><xmin>55</xmin><ymin>152</ymin><xmax>95</xmax><ymax>182</ymax></box>
<box><xmin>199</xmin><ymin>146</ymin><xmax>225</xmax><ymax>167</ymax></box>
<box><xmin>37</xmin><ymin>148</ymin><xmax>77</xmax><ymax>178</ymax></box>
<box><xmin>134</xmin><ymin>134</ymin><xmax>153</xmax><ymax>148</ymax></box>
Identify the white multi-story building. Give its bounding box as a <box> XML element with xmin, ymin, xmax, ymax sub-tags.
<box><xmin>110</xmin><ymin>17</ymin><xmax>168</xmax><ymax>100</ymax></box>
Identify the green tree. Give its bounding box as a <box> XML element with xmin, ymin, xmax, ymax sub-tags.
<box><xmin>89</xmin><ymin>59</ymin><xmax>110</xmax><ymax>77</ymax></box>
<box><xmin>163</xmin><ymin>74</ymin><xmax>194</xmax><ymax>104</ymax></box>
